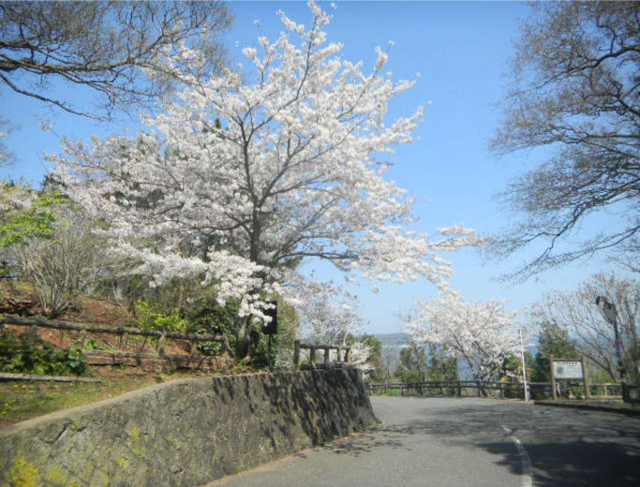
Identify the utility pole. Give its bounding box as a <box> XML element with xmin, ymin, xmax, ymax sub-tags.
<box><xmin>595</xmin><ymin>296</ymin><xmax>627</xmax><ymax>402</ymax></box>
<box><xmin>519</xmin><ymin>326</ymin><xmax>530</xmax><ymax>402</ymax></box>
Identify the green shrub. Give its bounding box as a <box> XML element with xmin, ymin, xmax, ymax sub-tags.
<box><xmin>183</xmin><ymin>293</ymin><xmax>239</xmax><ymax>356</ymax></box>
<box><xmin>0</xmin><ymin>329</ymin><xmax>86</xmax><ymax>376</ymax></box>
<box><xmin>135</xmin><ymin>300</ymin><xmax>187</xmax><ymax>333</ymax></box>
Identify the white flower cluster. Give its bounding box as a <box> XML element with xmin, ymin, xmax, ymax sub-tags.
<box><xmin>0</xmin><ymin>184</ymin><xmax>36</xmax><ymax>212</ymax></box>
<box><xmin>50</xmin><ymin>2</ymin><xmax>480</xmax><ymax>324</ymax></box>
<box><xmin>406</xmin><ymin>290</ymin><xmax>521</xmax><ymax>381</ymax></box>
<box><xmin>282</xmin><ymin>273</ymin><xmax>362</xmax><ymax>344</ymax></box>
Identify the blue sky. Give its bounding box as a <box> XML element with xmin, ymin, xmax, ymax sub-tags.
<box><xmin>0</xmin><ymin>1</ymin><xmax>623</xmax><ymax>334</ymax></box>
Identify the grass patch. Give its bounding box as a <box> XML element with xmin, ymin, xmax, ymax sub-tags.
<box><xmin>0</xmin><ymin>371</ymin><xmax>195</xmax><ymax>428</ymax></box>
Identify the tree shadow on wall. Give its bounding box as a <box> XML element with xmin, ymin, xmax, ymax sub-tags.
<box><xmin>257</xmin><ymin>370</ymin><xmax>377</xmax><ymax>454</ymax></box>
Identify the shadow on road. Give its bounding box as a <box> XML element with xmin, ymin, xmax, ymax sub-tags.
<box><xmin>484</xmin><ymin>439</ymin><xmax>640</xmax><ymax>487</ymax></box>
<box><xmin>323</xmin><ymin>399</ymin><xmax>640</xmax><ymax>487</ymax></box>
<box><xmin>325</xmin><ymin>424</ymin><xmax>414</xmax><ymax>457</ymax></box>
<box><xmin>291</xmin><ymin>424</ymin><xmax>413</xmax><ymax>460</ymax></box>
<box><xmin>390</xmin><ymin>401</ymin><xmax>640</xmax><ymax>487</ymax></box>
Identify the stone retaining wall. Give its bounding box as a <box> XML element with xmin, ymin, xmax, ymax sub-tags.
<box><xmin>0</xmin><ymin>369</ymin><xmax>376</xmax><ymax>487</ymax></box>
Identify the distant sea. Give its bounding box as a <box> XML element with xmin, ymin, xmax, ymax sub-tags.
<box><xmin>373</xmin><ymin>332</ymin><xmax>537</xmax><ymax>379</ymax></box>
<box><xmin>374</xmin><ymin>332</ymin><xmax>411</xmax><ymax>372</ymax></box>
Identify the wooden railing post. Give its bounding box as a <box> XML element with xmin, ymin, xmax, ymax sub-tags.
<box><xmin>293</xmin><ymin>340</ymin><xmax>300</xmax><ymax>368</ymax></box>
<box><xmin>309</xmin><ymin>347</ymin><xmax>316</xmax><ymax>367</ymax></box>
<box><xmin>118</xmin><ymin>328</ymin><xmax>128</xmax><ymax>349</ymax></box>
<box><xmin>222</xmin><ymin>335</ymin><xmax>231</xmax><ymax>356</ymax></box>
<box><xmin>158</xmin><ymin>332</ymin><xmax>166</xmax><ymax>357</ymax></box>
<box><xmin>289</xmin><ymin>341</ymin><xmax>360</xmax><ymax>369</ymax></box>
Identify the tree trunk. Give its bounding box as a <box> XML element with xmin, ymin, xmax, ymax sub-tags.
<box><xmin>235</xmin><ymin>315</ymin><xmax>252</xmax><ymax>363</ymax></box>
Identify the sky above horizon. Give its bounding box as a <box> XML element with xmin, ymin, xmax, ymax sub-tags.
<box><xmin>0</xmin><ymin>1</ymin><xmax>626</xmax><ymax>335</ymax></box>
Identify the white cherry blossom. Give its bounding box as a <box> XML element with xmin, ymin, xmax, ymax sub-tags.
<box><xmin>406</xmin><ymin>290</ymin><xmax>521</xmax><ymax>381</ymax></box>
<box><xmin>51</xmin><ymin>2</ymin><xmax>480</xmax><ymax>331</ymax></box>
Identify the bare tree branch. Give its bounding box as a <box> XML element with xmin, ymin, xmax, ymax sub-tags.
<box><xmin>0</xmin><ymin>1</ymin><xmax>232</xmax><ymax>120</ymax></box>
<box><xmin>490</xmin><ymin>2</ymin><xmax>640</xmax><ymax>280</ymax></box>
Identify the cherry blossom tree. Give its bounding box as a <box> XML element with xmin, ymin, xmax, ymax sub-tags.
<box><xmin>405</xmin><ymin>290</ymin><xmax>521</xmax><ymax>382</ymax></box>
<box><xmin>51</xmin><ymin>3</ymin><xmax>479</xmax><ymax>360</ymax></box>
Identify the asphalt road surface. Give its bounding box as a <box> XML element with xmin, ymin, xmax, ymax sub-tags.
<box><xmin>206</xmin><ymin>397</ymin><xmax>640</xmax><ymax>487</ymax></box>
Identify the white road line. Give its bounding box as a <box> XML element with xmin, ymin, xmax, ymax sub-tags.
<box><xmin>502</xmin><ymin>425</ymin><xmax>534</xmax><ymax>487</ymax></box>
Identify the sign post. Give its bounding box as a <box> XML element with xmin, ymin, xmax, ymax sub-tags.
<box><xmin>263</xmin><ymin>300</ymin><xmax>278</xmax><ymax>371</ymax></box>
<box><xmin>581</xmin><ymin>355</ymin><xmax>591</xmax><ymax>399</ymax></box>
<box><xmin>551</xmin><ymin>358</ymin><xmax>588</xmax><ymax>400</ymax></box>
<box><xmin>519</xmin><ymin>327</ymin><xmax>530</xmax><ymax>402</ymax></box>
<box><xmin>553</xmin><ymin>360</ymin><xmax>584</xmax><ymax>380</ymax></box>
<box><xmin>551</xmin><ymin>355</ymin><xmax>557</xmax><ymax>401</ymax></box>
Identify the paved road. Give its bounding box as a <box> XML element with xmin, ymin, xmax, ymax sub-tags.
<box><xmin>206</xmin><ymin>397</ymin><xmax>640</xmax><ymax>486</ymax></box>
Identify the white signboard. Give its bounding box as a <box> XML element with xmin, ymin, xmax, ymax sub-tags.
<box><xmin>553</xmin><ymin>361</ymin><xmax>583</xmax><ymax>379</ymax></box>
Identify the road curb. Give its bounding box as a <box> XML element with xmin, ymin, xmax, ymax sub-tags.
<box><xmin>534</xmin><ymin>400</ymin><xmax>640</xmax><ymax>418</ymax></box>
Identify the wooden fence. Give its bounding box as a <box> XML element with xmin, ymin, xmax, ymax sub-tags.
<box><xmin>366</xmin><ymin>381</ymin><xmax>547</xmax><ymax>399</ymax></box>
<box><xmin>0</xmin><ymin>315</ymin><xmax>229</xmax><ymax>371</ymax></box>
<box><xmin>293</xmin><ymin>340</ymin><xmax>351</xmax><ymax>368</ymax></box>
<box><xmin>365</xmin><ymin>380</ymin><xmax>624</xmax><ymax>400</ymax></box>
